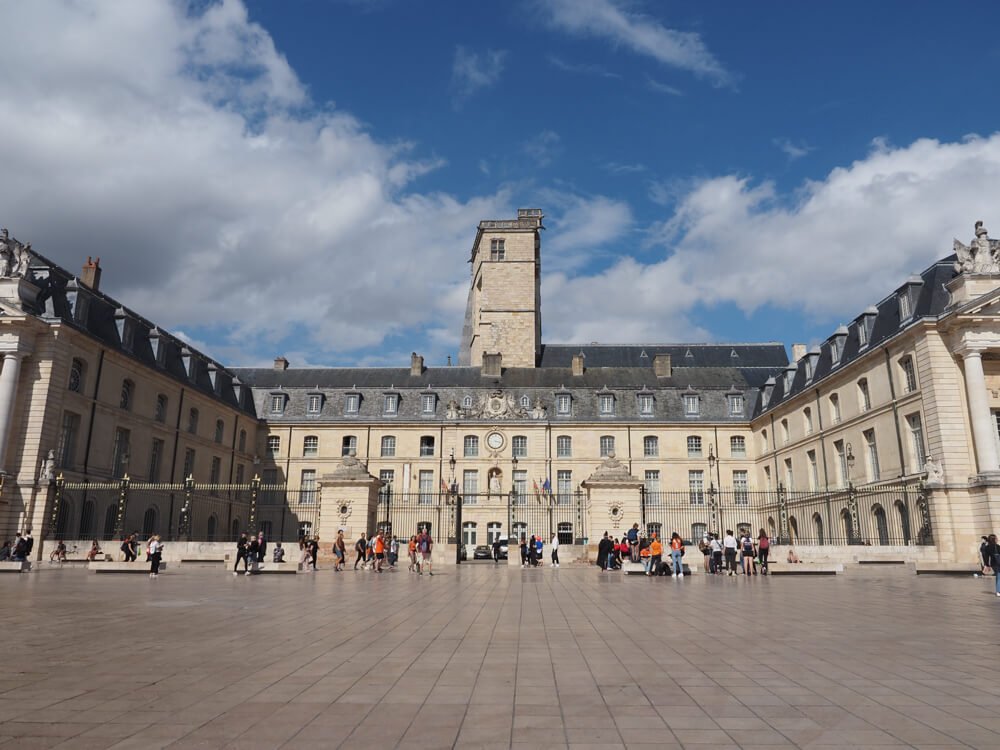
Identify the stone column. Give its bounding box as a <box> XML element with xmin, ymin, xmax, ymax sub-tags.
<box><xmin>316</xmin><ymin>453</ymin><xmax>382</xmax><ymax>564</ymax></box>
<box><xmin>0</xmin><ymin>351</ymin><xmax>25</xmax><ymax>470</ymax></box>
<box><xmin>581</xmin><ymin>452</ymin><xmax>644</xmax><ymax>562</ymax></box>
<box><xmin>961</xmin><ymin>349</ymin><xmax>999</xmax><ymax>474</ymax></box>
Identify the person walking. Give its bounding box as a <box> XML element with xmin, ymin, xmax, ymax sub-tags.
<box><xmin>709</xmin><ymin>533</ymin><xmax>723</xmax><ymax>574</ymax></box>
<box><xmin>389</xmin><ymin>535</ymin><xmax>399</xmax><ymax>568</ymax></box>
<box><xmin>647</xmin><ymin>534</ymin><xmax>663</xmax><ymax>577</ymax></box>
<box><xmin>233</xmin><ymin>533</ymin><xmax>249</xmax><ymax>575</ymax></box>
<box><xmin>407</xmin><ymin>535</ymin><xmax>418</xmax><ymax>572</ymax></box>
<box><xmin>723</xmin><ymin>530</ymin><xmax>738</xmax><ymax>575</ymax></box>
<box><xmin>256</xmin><ymin>532</ymin><xmax>267</xmax><ymax>568</ymax></box>
<box><xmin>550</xmin><ymin>532</ymin><xmax>560</xmax><ymax>568</ymax></box>
<box><xmin>122</xmin><ymin>534</ymin><xmax>137</xmax><ymax>563</ymax></box>
<box><xmin>148</xmin><ymin>535</ymin><xmax>163</xmax><ymax>578</ymax></box>
<box><xmin>597</xmin><ymin>531</ymin><xmax>613</xmax><ymax>572</ymax></box>
<box><xmin>307</xmin><ymin>536</ymin><xmax>319</xmax><ymax>571</ymax></box>
<box><xmin>373</xmin><ymin>531</ymin><xmax>386</xmax><ymax>573</ymax></box>
<box><xmin>519</xmin><ymin>537</ymin><xmax>528</xmax><ymax>567</ymax></box>
<box><xmin>757</xmin><ymin>529</ymin><xmax>771</xmax><ymax>574</ymax></box>
<box><xmin>983</xmin><ymin>534</ymin><xmax>999</xmax><ymax>596</ymax></box>
<box><xmin>669</xmin><ymin>532</ymin><xmax>684</xmax><ymax>578</ymax></box>
<box><xmin>354</xmin><ymin>533</ymin><xmax>367</xmax><ymax>570</ymax></box>
<box><xmin>492</xmin><ymin>537</ymin><xmax>501</xmax><ymax>564</ymax></box>
<box><xmin>416</xmin><ymin>528</ymin><xmax>433</xmax><ymax>575</ymax></box>
<box><xmin>298</xmin><ymin>539</ymin><xmax>311</xmax><ymax>569</ymax></box>
<box><xmin>333</xmin><ymin>530</ymin><xmax>346</xmax><ymax>571</ymax></box>
<box><xmin>247</xmin><ymin>534</ymin><xmax>261</xmax><ymax>575</ymax></box>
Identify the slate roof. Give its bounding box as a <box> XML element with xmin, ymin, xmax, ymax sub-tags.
<box><xmin>18</xmin><ymin>245</ymin><xmax>254</xmax><ymax>415</ymax></box>
<box><xmin>538</xmin><ymin>343</ymin><xmax>788</xmax><ymax>369</ymax></box>
<box><xmin>755</xmin><ymin>258</ymin><xmax>957</xmax><ymax>417</ymax></box>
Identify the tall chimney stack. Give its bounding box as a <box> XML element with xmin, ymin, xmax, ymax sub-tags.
<box><xmin>571</xmin><ymin>352</ymin><xmax>585</xmax><ymax>376</ymax></box>
<box><xmin>410</xmin><ymin>352</ymin><xmax>425</xmax><ymax>376</ymax></box>
<box><xmin>791</xmin><ymin>343</ymin><xmax>807</xmax><ymax>362</ymax></box>
<box><xmin>81</xmin><ymin>256</ymin><xmax>102</xmax><ymax>291</ymax></box>
<box><xmin>273</xmin><ymin>356</ymin><xmax>289</xmax><ymax>371</ymax></box>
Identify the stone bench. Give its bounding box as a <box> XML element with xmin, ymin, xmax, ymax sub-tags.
<box><xmin>180</xmin><ymin>556</ymin><xmax>228</xmax><ymax>565</ymax></box>
<box><xmin>767</xmin><ymin>562</ymin><xmax>843</xmax><ymax>575</ymax></box>
<box><xmin>914</xmin><ymin>562</ymin><xmax>981</xmax><ymax>575</ymax></box>
<box><xmin>622</xmin><ymin>561</ymin><xmax>694</xmax><ymax>576</ymax></box>
<box><xmin>0</xmin><ymin>560</ymin><xmax>32</xmax><ymax>573</ymax></box>
<box><xmin>857</xmin><ymin>559</ymin><xmax>907</xmax><ymax>565</ymax></box>
<box><xmin>88</xmin><ymin>561</ymin><xmax>167</xmax><ymax>573</ymax></box>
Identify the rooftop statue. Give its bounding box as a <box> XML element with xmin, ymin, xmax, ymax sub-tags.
<box><xmin>0</xmin><ymin>228</ymin><xmax>32</xmax><ymax>279</ymax></box>
<box><xmin>954</xmin><ymin>221</ymin><xmax>1000</xmax><ymax>274</ymax></box>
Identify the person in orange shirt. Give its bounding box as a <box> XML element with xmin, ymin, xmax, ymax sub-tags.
<box><xmin>373</xmin><ymin>532</ymin><xmax>386</xmax><ymax>573</ymax></box>
<box><xmin>639</xmin><ymin>539</ymin><xmax>652</xmax><ymax>575</ymax></box>
<box><xmin>648</xmin><ymin>535</ymin><xmax>663</xmax><ymax>576</ymax></box>
<box><xmin>407</xmin><ymin>535</ymin><xmax>418</xmax><ymax>572</ymax></box>
<box><xmin>669</xmin><ymin>532</ymin><xmax>685</xmax><ymax>577</ymax></box>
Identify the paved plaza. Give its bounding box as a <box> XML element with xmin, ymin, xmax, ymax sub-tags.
<box><xmin>1</xmin><ymin>565</ymin><xmax>999</xmax><ymax>750</ymax></box>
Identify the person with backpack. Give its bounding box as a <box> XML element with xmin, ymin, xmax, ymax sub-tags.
<box><xmin>757</xmin><ymin>529</ymin><xmax>771</xmax><ymax>574</ymax></box>
<box><xmin>723</xmin><ymin>530</ymin><xmax>738</xmax><ymax>575</ymax></box>
<box><xmin>709</xmin><ymin>533</ymin><xmax>723</xmax><ymax>574</ymax></box>
<box><xmin>627</xmin><ymin>523</ymin><xmax>640</xmax><ymax>562</ymax></box>
<box><xmin>416</xmin><ymin>529</ymin><xmax>433</xmax><ymax>575</ymax></box>
<box><xmin>354</xmin><ymin>533</ymin><xmax>367</xmax><ymax>570</ymax></box>
<box><xmin>741</xmin><ymin>532</ymin><xmax>756</xmax><ymax>575</ymax></box>
<box><xmin>669</xmin><ymin>532</ymin><xmax>684</xmax><ymax>578</ymax></box>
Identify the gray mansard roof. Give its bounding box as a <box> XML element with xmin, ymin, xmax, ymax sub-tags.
<box><xmin>233</xmin><ymin>344</ymin><xmax>789</xmax><ymax>423</ymax></box>
<box><xmin>755</xmin><ymin>257</ymin><xmax>957</xmax><ymax>416</ymax></box>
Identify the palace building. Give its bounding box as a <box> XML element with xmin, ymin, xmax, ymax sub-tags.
<box><xmin>0</xmin><ymin>212</ymin><xmax>998</xmax><ymax>564</ymax></box>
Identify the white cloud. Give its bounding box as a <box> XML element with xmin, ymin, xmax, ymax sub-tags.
<box><xmin>523</xmin><ymin>130</ymin><xmax>562</xmax><ymax>166</ymax></box>
<box><xmin>604</xmin><ymin>162</ymin><xmax>647</xmax><ymax>175</ymax></box>
<box><xmin>0</xmin><ymin>0</ymin><xmax>507</xmax><ymax>366</ymax></box>
<box><xmin>451</xmin><ymin>46</ymin><xmax>507</xmax><ymax>104</ymax></box>
<box><xmin>773</xmin><ymin>137</ymin><xmax>815</xmax><ymax>160</ymax></box>
<box><xmin>547</xmin><ymin>54</ymin><xmax>620</xmax><ymax>79</ymax></box>
<box><xmin>541</xmin><ymin>193</ymin><xmax>633</xmax><ymax>273</ymax></box>
<box><xmin>537</xmin><ymin>0</ymin><xmax>732</xmax><ymax>86</ymax></box>
<box><xmin>544</xmin><ymin>134</ymin><xmax>1000</xmax><ymax>343</ymax></box>
<box><xmin>646</xmin><ymin>77</ymin><xmax>683</xmax><ymax>96</ymax></box>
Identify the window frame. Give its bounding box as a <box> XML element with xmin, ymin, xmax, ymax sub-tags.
<box><xmin>686</xmin><ymin>435</ymin><xmax>702</xmax><ymax>458</ymax></box>
<box><xmin>303</xmin><ymin>435</ymin><xmax>319</xmax><ymax>457</ymax></box>
<box><xmin>642</xmin><ymin>435</ymin><xmax>658</xmax><ymax>457</ymax></box>
<box><xmin>683</xmin><ymin>393</ymin><xmax>700</xmax><ymax>417</ymax></box>
<box><xmin>556</xmin><ymin>435</ymin><xmax>572</xmax><ymax>458</ymax></box>
<box><xmin>380</xmin><ymin>435</ymin><xmax>396</xmax><ymax>458</ymax></box>
<box><xmin>599</xmin><ymin>435</ymin><xmax>615</xmax><ymax>457</ymax></box>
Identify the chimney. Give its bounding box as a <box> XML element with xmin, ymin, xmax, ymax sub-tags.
<box><xmin>81</xmin><ymin>256</ymin><xmax>102</xmax><ymax>291</ymax></box>
<box><xmin>653</xmin><ymin>354</ymin><xmax>672</xmax><ymax>378</ymax></box>
<box><xmin>410</xmin><ymin>352</ymin><xmax>424</xmax><ymax>376</ymax></box>
<box><xmin>791</xmin><ymin>343</ymin><xmax>807</xmax><ymax>362</ymax></box>
<box><xmin>273</xmin><ymin>356</ymin><xmax>289</xmax><ymax>371</ymax></box>
<box><xmin>571</xmin><ymin>352</ymin><xmax>585</xmax><ymax>376</ymax></box>
<box><xmin>481</xmin><ymin>352</ymin><xmax>502</xmax><ymax>378</ymax></box>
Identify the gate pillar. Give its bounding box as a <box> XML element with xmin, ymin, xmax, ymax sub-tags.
<box><xmin>581</xmin><ymin>451</ymin><xmax>643</xmax><ymax>562</ymax></box>
<box><xmin>317</xmin><ymin>452</ymin><xmax>382</xmax><ymax>563</ymax></box>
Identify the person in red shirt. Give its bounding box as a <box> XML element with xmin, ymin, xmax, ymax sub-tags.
<box><xmin>669</xmin><ymin>532</ymin><xmax>685</xmax><ymax>577</ymax></box>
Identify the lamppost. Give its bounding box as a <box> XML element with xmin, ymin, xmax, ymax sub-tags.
<box><xmin>845</xmin><ymin>442</ymin><xmax>861</xmax><ymax>544</ymax></box>
<box><xmin>449</xmin><ymin>449</ymin><xmax>458</xmax><ymax>495</ymax></box>
<box><xmin>511</xmin><ymin>455</ymin><xmax>519</xmax><ymax>497</ymax></box>
<box><xmin>776</xmin><ymin>481</ymin><xmax>787</xmax><ymax>543</ymax></box>
<box><xmin>707</xmin><ymin>444</ymin><xmax>719</xmax><ymax>535</ymax></box>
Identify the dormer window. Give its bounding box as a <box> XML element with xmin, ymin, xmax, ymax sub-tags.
<box><xmin>803</xmin><ymin>357</ymin><xmax>814</xmax><ymax>381</ymax></box>
<box><xmin>683</xmin><ymin>393</ymin><xmax>700</xmax><ymax>416</ymax></box>
<box><xmin>384</xmin><ymin>393</ymin><xmax>399</xmax><ymax>415</ymax></box>
<box><xmin>463</xmin><ymin>395</ymin><xmax>474</xmax><ymax>409</ymax></box>
<box><xmin>306</xmin><ymin>393</ymin><xmax>323</xmax><ymax>414</ymax></box>
<box><xmin>148</xmin><ymin>327</ymin><xmax>166</xmax><ymax>367</ymax></box>
<box><xmin>421</xmin><ymin>393</ymin><xmax>437</xmax><ymax>414</ymax></box>
<box><xmin>270</xmin><ymin>393</ymin><xmax>285</xmax><ymax>415</ymax></box>
<box><xmin>490</xmin><ymin>238</ymin><xmax>505</xmax><ymax>261</ymax></box>
<box><xmin>784</xmin><ymin>367</ymin><xmax>795</xmax><ymax>392</ymax></box>
<box><xmin>114</xmin><ymin>308</ymin><xmax>134</xmax><ymax>353</ymax></box>
<box><xmin>519</xmin><ymin>395</ymin><xmax>530</xmax><ymax>409</ymax></box>
<box><xmin>857</xmin><ymin>308</ymin><xmax>877</xmax><ymax>349</ymax></box>
<box><xmin>637</xmin><ymin>393</ymin><xmax>654</xmax><ymax>416</ymax></box>
<box><xmin>598</xmin><ymin>393</ymin><xmax>615</xmax><ymax>415</ymax></box>
<box><xmin>555</xmin><ymin>393</ymin><xmax>571</xmax><ymax>415</ymax></box>
<box><xmin>728</xmin><ymin>394</ymin><xmax>744</xmax><ymax>416</ymax></box>
<box><xmin>344</xmin><ymin>393</ymin><xmax>360</xmax><ymax>414</ymax></box>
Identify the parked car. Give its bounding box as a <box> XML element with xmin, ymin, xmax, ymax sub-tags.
<box><xmin>472</xmin><ymin>545</ymin><xmax>492</xmax><ymax>560</ymax></box>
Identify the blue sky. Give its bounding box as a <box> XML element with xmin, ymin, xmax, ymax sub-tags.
<box><xmin>3</xmin><ymin>1</ymin><xmax>1000</xmax><ymax>368</ymax></box>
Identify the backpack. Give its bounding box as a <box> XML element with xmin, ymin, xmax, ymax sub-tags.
<box><xmin>759</xmin><ymin>536</ymin><xmax>769</xmax><ymax>550</ymax></box>
<box><xmin>419</xmin><ymin>536</ymin><xmax>429</xmax><ymax>553</ymax></box>
<box><xmin>742</xmin><ymin>537</ymin><xmax>754</xmax><ymax>553</ymax></box>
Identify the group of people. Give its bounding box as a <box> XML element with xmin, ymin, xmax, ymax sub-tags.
<box><xmin>697</xmin><ymin>530</ymin><xmax>772</xmax><ymax>575</ymax></box>
<box><xmin>233</xmin><ymin>531</ymin><xmax>269</xmax><ymax>575</ymax></box>
<box><xmin>351</xmin><ymin>530</ymin><xmax>435</xmax><ymax>575</ymax></box>
<box><xmin>519</xmin><ymin>534</ymin><xmax>560</xmax><ymax>567</ymax></box>
<box><xmin>0</xmin><ymin>531</ymin><xmax>33</xmax><ymax>562</ymax></box>
<box><xmin>595</xmin><ymin>530</ymin><xmax>686</xmax><ymax>576</ymax></box>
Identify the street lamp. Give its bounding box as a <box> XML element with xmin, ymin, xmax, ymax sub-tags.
<box><xmin>706</xmin><ymin>444</ymin><xmax>718</xmax><ymax>534</ymax></box>
<box><xmin>845</xmin><ymin>442</ymin><xmax>861</xmax><ymax>544</ymax></box>
<box><xmin>511</xmin><ymin>455</ymin><xmax>519</xmax><ymax>496</ymax></box>
<box><xmin>449</xmin><ymin>448</ymin><xmax>456</xmax><ymax>485</ymax></box>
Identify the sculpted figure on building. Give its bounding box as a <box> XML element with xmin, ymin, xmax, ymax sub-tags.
<box><xmin>954</xmin><ymin>221</ymin><xmax>1000</xmax><ymax>274</ymax></box>
<box><xmin>0</xmin><ymin>228</ymin><xmax>32</xmax><ymax>279</ymax></box>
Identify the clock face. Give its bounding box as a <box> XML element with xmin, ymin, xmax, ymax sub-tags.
<box><xmin>486</xmin><ymin>432</ymin><xmax>504</xmax><ymax>450</ymax></box>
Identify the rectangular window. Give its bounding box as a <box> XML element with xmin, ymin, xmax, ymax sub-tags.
<box><xmin>732</xmin><ymin>470</ymin><xmax>749</xmax><ymax>504</ymax></box>
<box><xmin>235</xmin><ymin>464</ymin><xmax>244</xmax><ymax>486</ymax></box>
<box><xmin>688</xmin><ymin>470</ymin><xmax>704</xmax><ymax>505</ymax></box>
<box><xmin>111</xmin><ymin>428</ymin><xmax>130</xmax><ymax>479</ymax></box>
<box><xmin>763</xmin><ymin>465</ymin><xmax>771</xmax><ymax>489</ymax></box>
<box><xmin>58</xmin><ymin>412</ymin><xmax>81</xmax><ymax>469</ymax></box>
<box><xmin>638</xmin><ymin>394</ymin><xmax>653</xmax><ymax>415</ymax></box>
<box><xmin>513</xmin><ymin>470</ymin><xmax>527</xmax><ymax>497</ymax></box>
<box><xmin>858</xmin><ymin>379</ymin><xmax>871</xmax><ymax>412</ymax></box>
<box><xmin>463</xmin><ymin>470</ymin><xmax>478</xmax><ymax>496</ymax></box>
<box><xmin>379</xmin><ymin>469</ymin><xmax>394</xmax><ymax>500</ymax></box>
<box><xmin>307</xmin><ymin>394</ymin><xmax>322</xmax><ymax>414</ymax></box>
<box><xmin>418</xmin><ymin>470</ymin><xmax>434</xmax><ymax>503</ymax></box>
<box><xmin>419</xmin><ymin>436</ymin><xmax>435</xmax><ymax>457</ymax></box>
<box><xmin>270</xmin><ymin>394</ymin><xmax>284</xmax><ymax>414</ymax></box>
<box><xmin>900</xmin><ymin>357</ymin><xmax>917</xmax><ymax>393</ymax></box>
<box><xmin>899</xmin><ymin>291</ymin><xmax>912</xmax><ymax>320</ymax></box>
<box><xmin>644</xmin><ymin>470</ymin><xmax>660</xmax><ymax>494</ymax></box>
<box><xmin>730</xmin><ymin>435</ymin><xmax>746</xmax><ymax>458</ymax></box>
<box><xmin>807</xmin><ymin>449</ymin><xmax>819</xmax><ymax>490</ymax></box>
<box><xmin>462</xmin><ymin>522</ymin><xmax>477</xmax><ymax>547</ymax></box>
<box><xmin>684</xmin><ymin>394</ymin><xmax>699</xmax><ymax>416</ymax></box>
<box><xmin>555</xmin><ymin>394</ymin><xmax>571</xmax><ymax>415</ymax></box>
<box><xmin>907</xmin><ymin>413</ymin><xmax>926</xmax><ymax>469</ymax></box>
<box><xmin>599</xmin><ymin>394</ymin><xmax>615</xmax><ymax>415</ymax></box>
<box><xmin>384</xmin><ymin>394</ymin><xmax>398</xmax><ymax>415</ymax></box>
<box><xmin>380</xmin><ymin>436</ymin><xmax>395</xmax><ymax>457</ymax></box>
<box><xmin>341</xmin><ymin>436</ymin><xmax>357</xmax><ymax>456</ymax></box>
<box><xmin>344</xmin><ymin>394</ymin><xmax>360</xmax><ymax>414</ymax></box>
<box><xmin>864</xmin><ymin>428</ymin><xmax>880</xmax><ymax>481</ymax></box>
<box><xmin>267</xmin><ymin>435</ymin><xmax>280</xmax><ymax>457</ymax></box>
<box><xmin>728</xmin><ymin>394</ymin><xmax>744</xmax><ymax>416</ymax></box>
<box><xmin>301</xmin><ymin>469</ymin><xmax>317</xmax><ymax>503</ymax></box>
<box><xmin>834</xmin><ymin>440</ymin><xmax>847</xmax><ymax>487</ymax></box>
<box><xmin>490</xmin><ymin>237</ymin><xmax>505</xmax><ymax>261</ymax></box>
<box><xmin>556</xmin><ymin>435</ymin><xmax>572</xmax><ymax>458</ymax></box>
<box><xmin>512</xmin><ymin>435</ymin><xmax>527</xmax><ymax>458</ymax></box>
<box><xmin>421</xmin><ymin>394</ymin><xmax>436</xmax><ymax>414</ymax></box>
<box><xmin>209</xmin><ymin>456</ymin><xmax>221</xmax><ymax>492</ymax></box>
<box><xmin>303</xmin><ymin>436</ymin><xmax>319</xmax><ymax>457</ymax></box>
<box><xmin>155</xmin><ymin>394</ymin><xmax>168</xmax><ymax>423</ymax></box>
<box><xmin>781</xmin><ymin>419</ymin><xmax>789</xmax><ymax>445</ymax></box>
<box><xmin>830</xmin><ymin>393</ymin><xmax>841</xmax><ymax>424</ymax></box>
<box><xmin>261</xmin><ymin>468</ymin><xmax>278</xmax><ymax>504</ymax></box>
<box><xmin>804</xmin><ymin>407</ymin><xmax>813</xmax><ymax>435</ymax></box>
<box><xmin>149</xmin><ymin>438</ymin><xmax>164</xmax><ymax>483</ymax></box>
<box><xmin>599</xmin><ymin>435</ymin><xmax>615</xmax><ymax>457</ymax></box>
<box><xmin>858</xmin><ymin>320</ymin><xmax>869</xmax><ymax>347</ymax></box>
<box><xmin>687</xmin><ymin>435</ymin><xmax>702</xmax><ymax>457</ymax></box>
<box><xmin>183</xmin><ymin>448</ymin><xmax>196</xmax><ymax>480</ymax></box>
<box><xmin>784</xmin><ymin>458</ymin><xmax>794</xmax><ymax>490</ymax></box>
<box><xmin>556</xmin><ymin>470</ymin><xmax>573</xmax><ymax>504</ymax></box>
<box><xmin>643</xmin><ymin>436</ymin><xmax>658</xmax><ymax>457</ymax></box>
<box><xmin>463</xmin><ymin>435</ymin><xmax>479</xmax><ymax>457</ymax></box>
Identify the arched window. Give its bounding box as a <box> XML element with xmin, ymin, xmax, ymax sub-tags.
<box><xmin>788</xmin><ymin>515</ymin><xmax>798</xmax><ymax>543</ymax></box>
<box><xmin>511</xmin><ymin>522</ymin><xmax>527</xmax><ymax>542</ymax></box>
<box><xmin>188</xmin><ymin>408</ymin><xmax>199</xmax><ymax>434</ymax></box>
<box><xmin>599</xmin><ymin>435</ymin><xmax>615</xmax><ymax>457</ymax></box>
<box><xmin>894</xmin><ymin>500</ymin><xmax>911</xmax><ymax>545</ymax></box>
<box><xmin>342</xmin><ymin>435</ymin><xmax>358</xmax><ymax>456</ymax></box>
<box><xmin>840</xmin><ymin>508</ymin><xmax>853</xmax><ymax>543</ymax></box>
<box><xmin>55</xmin><ymin>498</ymin><xmax>73</xmax><ymax>538</ymax></box>
<box><xmin>646</xmin><ymin>522</ymin><xmax>662</xmax><ymax>540</ymax></box>
<box><xmin>120</xmin><ymin>379</ymin><xmax>134</xmax><ymax>411</ymax></box>
<box><xmin>462</xmin><ymin>521</ymin><xmax>477</xmax><ymax>546</ymax></box>
<box><xmin>207</xmin><ymin>515</ymin><xmax>217</xmax><ymax>542</ymax></box>
<box><xmin>487</xmin><ymin>522</ymin><xmax>503</xmax><ymax>544</ymax></box>
<box><xmin>812</xmin><ymin>512</ymin><xmax>824</xmax><ymax>545</ymax></box>
<box><xmin>298</xmin><ymin>521</ymin><xmax>312</xmax><ymax>540</ymax></box>
<box><xmin>142</xmin><ymin>507</ymin><xmax>158</xmax><ymax>537</ymax></box>
<box><xmin>767</xmin><ymin>517</ymin><xmax>776</xmax><ymax>538</ymax></box>
<box><xmin>520</xmin><ymin>395</ymin><xmax>530</xmax><ymax>408</ymax></box>
<box><xmin>80</xmin><ymin>500</ymin><xmax>96</xmax><ymax>538</ymax></box>
<box><xmin>872</xmin><ymin>504</ymin><xmax>889</xmax><ymax>546</ymax></box>
<box><xmin>68</xmin><ymin>358</ymin><xmax>85</xmax><ymax>393</ymax></box>
<box><xmin>214</xmin><ymin>419</ymin><xmax>224</xmax><ymax>444</ymax></box>
<box><xmin>557</xmin><ymin>522</ymin><xmax>573</xmax><ymax>545</ymax></box>
<box><xmin>463</xmin><ymin>395</ymin><xmax>473</xmax><ymax>408</ymax></box>
<box><xmin>232</xmin><ymin>519</ymin><xmax>241</xmax><ymax>540</ymax></box>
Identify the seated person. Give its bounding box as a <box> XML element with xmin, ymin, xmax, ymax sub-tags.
<box><xmin>273</xmin><ymin>542</ymin><xmax>285</xmax><ymax>563</ymax></box>
<box><xmin>0</xmin><ymin>540</ymin><xmax>10</xmax><ymax>561</ymax></box>
<box><xmin>11</xmin><ymin>536</ymin><xmax>27</xmax><ymax>561</ymax></box>
<box><xmin>787</xmin><ymin>548</ymin><xmax>801</xmax><ymax>564</ymax></box>
<box><xmin>86</xmin><ymin>540</ymin><xmax>102</xmax><ymax>561</ymax></box>
<box><xmin>49</xmin><ymin>540</ymin><xmax>67</xmax><ymax>562</ymax></box>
